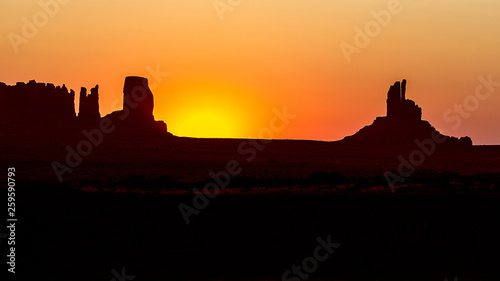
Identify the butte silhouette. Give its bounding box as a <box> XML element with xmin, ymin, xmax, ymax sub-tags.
<box><xmin>340</xmin><ymin>79</ymin><xmax>472</xmax><ymax>147</ymax></box>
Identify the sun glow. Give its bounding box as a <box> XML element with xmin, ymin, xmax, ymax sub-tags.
<box><xmin>165</xmin><ymin>86</ymin><xmax>268</xmax><ymax>139</ymax></box>
<box><xmin>173</xmin><ymin>106</ymin><xmax>242</xmax><ymax>138</ymax></box>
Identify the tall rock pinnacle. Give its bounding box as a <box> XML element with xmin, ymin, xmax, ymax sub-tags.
<box><xmin>386</xmin><ymin>79</ymin><xmax>421</xmax><ymax>121</ymax></box>
<box><xmin>78</xmin><ymin>85</ymin><xmax>101</xmax><ymax>124</ymax></box>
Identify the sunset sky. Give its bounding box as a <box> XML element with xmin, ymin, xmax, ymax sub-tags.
<box><xmin>1</xmin><ymin>0</ymin><xmax>500</xmax><ymax>144</ymax></box>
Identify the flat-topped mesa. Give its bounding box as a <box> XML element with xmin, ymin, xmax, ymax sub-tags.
<box><xmin>386</xmin><ymin>79</ymin><xmax>422</xmax><ymax>121</ymax></box>
<box><xmin>78</xmin><ymin>85</ymin><xmax>101</xmax><ymax>124</ymax></box>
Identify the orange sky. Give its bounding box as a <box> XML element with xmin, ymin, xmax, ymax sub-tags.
<box><xmin>1</xmin><ymin>0</ymin><xmax>500</xmax><ymax>144</ymax></box>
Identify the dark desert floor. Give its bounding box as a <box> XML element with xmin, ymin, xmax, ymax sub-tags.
<box><xmin>3</xmin><ymin>132</ymin><xmax>500</xmax><ymax>184</ymax></box>
<box><xmin>2</xmin><ymin>133</ymin><xmax>500</xmax><ymax>280</ymax></box>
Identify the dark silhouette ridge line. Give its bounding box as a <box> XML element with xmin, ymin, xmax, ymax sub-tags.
<box><xmin>0</xmin><ymin>76</ymin><xmax>168</xmax><ymax>136</ymax></box>
<box><xmin>0</xmin><ymin>77</ymin><xmax>472</xmax><ymax>146</ymax></box>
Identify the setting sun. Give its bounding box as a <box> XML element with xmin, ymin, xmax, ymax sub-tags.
<box><xmin>163</xmin><ymin>84</ymin><xmax>268</xmax><ymax>138</ymax></box>
<box><xmin>170</xmin><ymin>100</ymin><xmax>243</xmax><ymax>138</ymax></box>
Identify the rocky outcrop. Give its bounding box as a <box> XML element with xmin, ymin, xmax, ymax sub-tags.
<box><xmin>341</xmin><ymin>80</ymin><xmax>472</xmax><ymax>147</ymax></box>
<box><xmin>78</xmin><ymin>85</ymin><xmax>101</xmax><ymax>124</ymax></box>
<box><xmin>386</xmin><ymin>79</ymin><xmax>422</xmax><ymax>121</ymax></box>
<box><xmin>103</xmin><ymin>76</ymin><xmax>167</xmax><ymax>135</ymax></box>
<box><xmin>0</xmin><ymin>77</ymin><xmax>168</xmax><ymax>136</ymax></box>
<box><xmin>123</xmin><ymin>76</ymin><xmax>155</xmax><ymax>123</ymax></box>
<box><xmin>0</xmin><ymin>80</ymin><xmax>76</xmax><ymax>128</ymax></box>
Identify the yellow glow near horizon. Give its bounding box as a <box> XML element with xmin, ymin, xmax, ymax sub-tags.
<box><xmin>169</xmin><ymin>90</ymin><xmax>243</xmax><ymax>138</ymax></box>
<box><xmin>163</xmin><ymin>85</ymin><xmax>269</xmax><ymax>138</ymax></box>
<box><xmin>173</xmin><ymin>107</ymin><xmax>240</xmax><ymax>138</ymax></box>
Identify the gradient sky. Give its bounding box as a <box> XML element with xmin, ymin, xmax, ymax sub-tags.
<box><xmin>1</xmin><ymin>0</ymin><xmax>500</xmax><ymax>144</ymax></box>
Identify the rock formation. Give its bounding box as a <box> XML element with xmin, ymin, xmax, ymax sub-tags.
<box><xmin>124</xmin><ymin>76</ymin><xmax>155</xmax><ymax>122</ymax></box>
<box><xmin>103</xmin><ymin>76</ymin><xmax>168</xmax><ymax>135</ymax></box>
<box><xmin>386</xmin><ymin>79</ymin><xmax>422</xmax><ymax>121</ymax></box>
<box><xmin>78</xmin><ymin>85</ymin><xmax>101</xmax><ymax>124</ymax></box>
<box><xmin>0</xmin><ymin>77</ymin><xmax>168</xmax><ymax>136</ymax></box>
<box><xmin>0</xmin><ymin>80</ymin><xmax>76</xmax><ymax>129</ymax></box>
<box><xmin>341</xmin><ymin>79</ymin><xmax>472</xmax><ymax>147</ymax></box>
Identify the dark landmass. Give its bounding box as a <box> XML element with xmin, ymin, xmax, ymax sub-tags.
<box><xmin>1</xmin><ymin>77</ymin><xmax>499</xmax><ymax>280</ymax></box>
<box><xmin>0</xmin><ymin>78</ymin><xmax>484</xmax><ymax>188</ymax></box>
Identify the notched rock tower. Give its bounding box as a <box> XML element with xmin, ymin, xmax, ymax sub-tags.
<box><xmin>78</xmin><ymin>85</ymin><xmax>101</xmax><ymax>125</ymax></box>
<box><xmin>341</xmin><ymin>79</ymin><xmax>472</xmax><ymax>147</ymax></box>
<box><xmin>386</xmin><ymin>79</ymin><xmax>422</xmax><ymax>121</ymax></box>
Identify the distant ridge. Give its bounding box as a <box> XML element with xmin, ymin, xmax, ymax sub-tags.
<box><xmin>341</xmin><ymin>79</ymin><xmax>472</xmax><ymax>147</ymax></box>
